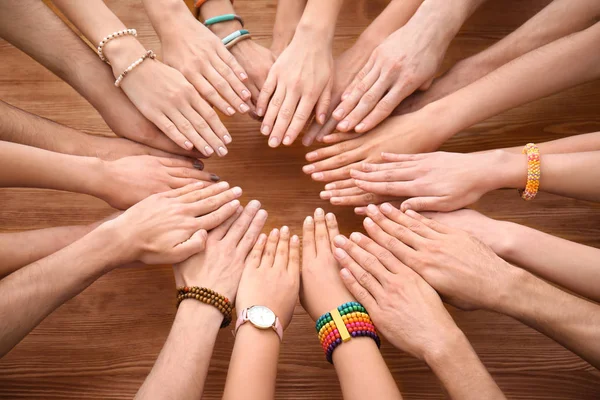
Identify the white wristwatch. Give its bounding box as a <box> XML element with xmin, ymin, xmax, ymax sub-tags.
<box><xmin>235</xmin><ymin>305</ymin><xmax>284</xmax><ymax>341</ymax></box>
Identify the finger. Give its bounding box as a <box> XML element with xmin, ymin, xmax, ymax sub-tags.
<box><xmin>313</xmin><ymin>208</ymin><xmax>330</xmax><ymax>255</ymax></box>
<box><xmin>168</xmin><ymin>110</ymin><xmax>212</xmax><ymax>157</ymax></box>
<box><xmin>315</xmin><ymin>78</ymin><xmax>333</xmax><ymax>125</ymax></box>
<box><xmin>305</xmin><ymin>150</ymin><xmax>362</xmax><ymax>176</ymax></box>
<box><xmin>269</xmin><ymin>91</ymin><xmax>300</xmax><ymax>147</ymax></box>
<box><xmin>403</xmin><ymin>209</ymin><xmax>454</xmax><ymax>234</ymax></box>
<box><xmin>178</xmin><ymin>181</ymin><xmax>230</xmax><ymax>203</ymax></box>
<box><xmin>217</xmin><ymin>45</ymin><xmax>248</xmax><ymax>82</ymax></box>
<box><xmin>158</xmin><ymin>157</ymin><xmax>203</xmax><ymax>169</ymax></box>
<box><xmin>302</xmin><ymin>119</ymin><xmax>325</xmax><ymax>147</ymax></box>
<box><xmin>172</xmin><ymin>229</ymin><xmax>208</xmax><ymax>261</ymax></box>
<box><xmin>381</xmin><ymin>152</ymin><xmax>426</xmax><ymax>163</ymax></box>
<box><xmin>333</xmin><ymin>243</ymin><xmax>385</xmax><ymax>298</ymax></box>
<box><xmin>256</xmin><ymin>70</ymin><xmax>277</xmax><ymax>117</ymax></box>
<box><xmin>189</xmin><ymin>98</ymin><xmax>231</xmax><ymax>155</ymax></box>
<box><xmin>302</xmin><ymin>215</ymin><xmax>316</xmax><ymax>259</ymax></box>
<box><xmin>215</xmin><ymin>50</ymin><xmax>251</xmax><ymax>101</ymax></box>
<box><xmin>196</xmin><ymin>199</ymin><xmax>240</xmax><ymax>230</ymax></box>
<box><xmin>340</xmin><ymin>78</ymin><xmax>389</xmax><ymax>132</ymax></box>
<box><xmin>324</xmin><ymin>179</ymin><xmax>355</xmax><ymax>191</ymax></box>
<box><xmin>188</xmin><ymin>186</ymin><xmax>243</xmax><ymax>216</ymax></box>
<box><xmin>325</xmin><ymin>212</ymin><xmax>340</xmax><ymax>252</ymax></box>
<box><xmin>170</xmin><ymin>177</ymin><xmax>214</xmax><ymax>188</ymax></box>
<box><xmin>247</xmin><ymin>82</ymin><xmax>261</xmax><ymax>106</ymax></box>
<box><xmin>209</xmin><ymin>205</ymin><xmax>243</xmax><ymax>240</ymax></box>
<box><xmin>153</xmin><ymin>113</ymin><xmax>194</xmax><ymax>152</ymax></box>
<box><xmin>312</xmin><ymin>161</ymin><xmax>363</xmax><ymax>183</ymax></box>
<box><xmin>188</xmin><ymin>73</ymin><xmax>235</xmax><ymax>116</ymax></box>
<box><xmin>223</xmin><ymin>199</ymin><xmax>263</xmax><ymax>244</ymax></box>
<box><xmin>333</xmin><ymin>234</ymin><xmax>389</xmax><ymax>285</ymax></box>
<box><xmin>358</xmin><ymin>86</ymin><xmax>416</xmax><ymax>133</ymax></box>
<box><xmin>307</xmin><ymin>116</ymin><xmax>337</xmax><ymax>146</ymax></box>
<box><xmin>273</xmin><ymin>225</ymin><xmax>290</xmax><ymax>269</ymax></box>
<box><xmin>164</xmin><ymin>181</ymin><xmax>210</xmax><ymax>198</ymax></box>
<box><xmin>247</xmin><ymin>233</ymin><xmax>267</xmax><ymax>269</ymax></box>
<box><xmin>259</xmin><ymin>228</ymin><xmax>280</xmax><ymax>268</ymax></box>
<box><xmin>320</xmin><ymin>186</ymin><xmax>364</xmax><ymax>201</ymax></box>
<box><xmin>350</xmin><ymin>165</ymin><xmax>417</xmax><ymax>182</ymax></box>
<box><xmin>365</xmin><ymin>203</ymin><xmax>425</xmax><ymax>249</ymax></box>
<box><xmin>334</xmin><ymin>69</ymin><xmax>381</xmax><ymax>132</ymax></box>
<box><xmin>204</xmin><ymin>64</ymin><xmax>249</xmax><ymax>113</ymax></box>
<box><xmin>261</xmin><ymin>84</ymin><xmax>285</xmax><ymax>138</ymax></box>
<box><xmin>353</xmin><ymin>180</ymin><xmax>416</xmax><ymax>197</ymax></box>
<box><xmin>349</xmin><ymin>230</ymin><xmax>405</xmax><ymax>275</ymax></box>
<box><xmin>304</xmin><ymin>140</ymin><xmax>360</xmax><ymax>163</ymax></box>
<box><xmin>379</xmin><ymin>202</ymin><xmax>440</xmax><ymax>240</ymax></box>
<box><xmin>339</xmin><ymin>267</ymin><xmax>378</xmax><ymax>310</ymax></box>
<box><xmin>168</xmin><ymin>167</ymin><xmax>214</xmax><ymax>182</ymax></box>
<box><xmin>288</xmin><ymin>234</ymin><xmax>300</xmax><ymax>274</ymax></box>
<box><xmin>322</xmin><ymin>131</ymin><xmax>363</xmax><ymax>144</ymax></box>
<box><xmin>401</xmin><ymin>196</ymin><xmax>454</xmax><ymax>213</ymax></box>
<box><xmin>363</xmin><ymin>216</ymin><xmax>414</xmax><ymax>266</ymax></box>
<box><xmin>331</xmin><ymin>192</ymin><xmax>388</xmax><ymax>207</ymax></box>
<box><xmin>283</xmin><ymin>96</ymin><xmax>315</xmax><ymax>146</ymax></box>
<box><xmin>237</xmin><ymin>208</ymin><xmax>269</xmax><ymax>257</ymax></box>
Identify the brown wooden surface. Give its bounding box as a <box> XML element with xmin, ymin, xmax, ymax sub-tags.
<box><xmin>1</xmin><ymin>0</ymin><xmax>600</xmax><ymax>398</ymax></box>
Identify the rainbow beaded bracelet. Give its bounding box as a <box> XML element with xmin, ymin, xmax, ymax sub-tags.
<box><xmin>519</xmin><ymin>143</ymin><xmax>541</xmax><ymax>201</ymax></box>
<box><xmin>316</xmin><ymin>302</ymin><xmax>380</xmax><ymax>364</ymax></box>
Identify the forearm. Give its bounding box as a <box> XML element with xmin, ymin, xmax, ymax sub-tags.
<box><xmin>425</xmin><ymin>329</ymin><xmax>505</xmax><ymax>400</ymax></box>
<box><xmin>502</xmin><ymin>131</ymin><xmax>600</xmax><ymax>154</ymax></box>
<box><xmin>271</xmin><ymin>0</ymin><xmax>307</xmax><ymax>55</ymax></box>
<box><xmin>135</xmin><ymin>300</ymin><xmax>222</xmax><ymax>400</ymax></box>
<box><xmin>0</xmin><ymin>225</ymin><xmax>120</xmax><ymax>357</ymax></box>
<box><xmin>222</xmin><ymin>325</ymin><xmax>281</xmax><ymax>400</ymax></box>
<box><xmin>496</xmin><ymin>268</ymin><xmax>600</xmax><ymax>368</ymax></box>
<box><xmin>200</xmin><ymin>0</ymin><xmax>241</xmax><ymax>39</ymax></box>
<box><xmin>143</xmin><ymin>0</ymin><xmax>194</xmax><ymax>40</ymax></box>
<box><xmin>295</xmin><ymin>0</ymin><xmax>343</xmax><ymax>43</ymax></box>
<box><xmin>333</xmin><ymin>339</ymin><xmax>403</xmax><ymax>400</ymax></box>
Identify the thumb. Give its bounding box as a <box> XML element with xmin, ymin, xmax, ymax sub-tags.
<box><xmin>315</xmin><ymin>79</ymin><xmax>333</xmax><ymax>124</ymax></box>
<box><xmin>401</xmin><ymin>197</ymin><xmax>445</xmax><ymax>213</ymax></box>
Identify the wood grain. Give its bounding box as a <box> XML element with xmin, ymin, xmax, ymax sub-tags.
<box><xmin>1</xmin><ymin>0</ymin><xmax>599</xmax><ymax>399</ymax></box>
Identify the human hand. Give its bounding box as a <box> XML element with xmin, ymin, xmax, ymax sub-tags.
<box><xmin>319</xmin><ymin>178</ymin><xmax>396</xmax><ymax>209</ymax></box>
<box><xmin>173</xmin><ymin>199</ymin><xmax>268</xmax><ymax>301</ymax></box>
<box><xmin>300</xmin><ymin>208</ymin><xmax>356</xmax><ymax>321</ymax></box>
<box><xmin>97</xmin><ymin>155</ymin><xmax>219</xmax><ymax>209</ymax></box>
<box><xmin>349</xmin><ymin>151</ymin><xmax>526</xmax><ymax>212</ymax></box>
<box><xmin>230</xmin><ymin>40</ymin><xmax>276</xmax><ymax>108</ymax></box>
<box><xmin>332</xmin><ymin>230</ymin><xmax>463</xmax><ymax>361</ymax></box>
<box><xmin>160</xmin><ymin>14</ymin><xmax>251</xmax><ymax>116</ymax></box>
<box><xmin>84</xmin><ymin>135</ymin><xmax>199</xmax><ymax>162</ymax></box>
<box><xmin>105</xmin><ymin>181</ymin><xmax>243</xmax><ymax>266</ymax></box>
<box><xmin>361</xmin><ymin>203</ymin><xmax>517</xmax><ymax>311</ymax></box>
<box><xmin>236</xmin><ymin>226</ymin><xmax>300</xmax><ymax>329</ymax></box>
<box><xmin>330</xmin><ymin>22</ymin><xmax>447</xmax><ymax>134</ymax></box>
<box><xmin>256</xmin><ymin>31</ymin><xmax>333</xmax><ymax>147</ymax></box>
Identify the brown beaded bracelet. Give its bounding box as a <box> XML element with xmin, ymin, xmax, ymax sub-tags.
<box><xmin>176</xmin><ymin>286</ymin><xmax>233</xmax><ymax>328</ymax></box>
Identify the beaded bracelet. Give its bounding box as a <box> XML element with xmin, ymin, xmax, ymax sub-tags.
<box><xmin>316</xmin><ymin>302</ymin><xmax>380</xmax><ymax>364</ymax></box>
<box><xmin>177</xmin><ymin>286</ymin><xmax>233</xmax><ymax>328</ymax></box>
<box><xmin>519</xmin><ymin>143</ymin><xmax>541</xmax><ymax>201</ymax></box>
<box><xmin>222</xmin><ymin>29</ymin><xmax>250</xmax><ymax>46</ymax></box>
<box><xmin>204</xmin><ymin>14</ymin><xmax>244</xmax><ymax>27</ymax></box>
<box><xmin>114</xmin><ymin>50</ymin><xmax>156</xmax><ymax>88</ymax></box>
<box><xmin>97</xmin><ymin>28</ymin><xmax>137</xmax><ymax>64</ymax></box>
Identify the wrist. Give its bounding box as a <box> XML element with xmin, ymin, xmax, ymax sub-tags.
<box><xmin>209</xmin><ymin>19</ymin><xmax>244</xmax><ymax>39</ymax></box>
<box><xmin>85</xmin><ymin>222</ymin><xmax>132</xmax><ymax>272</ymax></box>
<box><xmin>151</xmin><ymin>0</ymin><xmax>194</xmax><ymax>39</ymax></box>
<box><xmin>177</xmin><ymin>297</ymin><xmax>225</xmax><ymax>326</ymax></box>
<box><xmin>103</xmin><ymin>37</ymin><xmax>147</xmax><ymax>76</ymax></box>
<box><xmin>487</xmin><ymin>150</ymin><xmax>528</xmax><ymax>191</ymax></box>
<box><xmin>423</xmin><ymin>326</ymin><xmax>470</xmax><ymax>367</ymax></box>
<box><xmin>295</xmin><ymin>19</ymin><xmax>335</xmax><ymax>44</ymax></box>
<box><xmin>235</xmin><ymin>321</ymin><xmax>281</xmax><ymax>344</ymax></box>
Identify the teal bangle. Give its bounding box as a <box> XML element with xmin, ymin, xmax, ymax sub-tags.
<box><xmin>204</xmin><ymin>14</ymin><xmax>244</xmax><ymax>27</ymax></box>
<box><xmin>221</xmin><ymin>29</ymin><xmax>250</xmax><ymax>46</ymax></box>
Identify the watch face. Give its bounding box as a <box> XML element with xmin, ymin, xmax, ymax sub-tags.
<box><xmin>247</xmin><ymin>306</ymin><xmax>276</xmax><ymax>329</ymax></box>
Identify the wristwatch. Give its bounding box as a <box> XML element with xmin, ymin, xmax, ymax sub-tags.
<box><xmin>235</xmin><ymin>305</ymin><xmax>283</xmax><ymax>341</ymax></box>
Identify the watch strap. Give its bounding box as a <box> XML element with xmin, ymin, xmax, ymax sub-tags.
<box><xmin>234</xmin><ymin>307</ymin><xmax>283</xmax><ymax>341</ymax></box>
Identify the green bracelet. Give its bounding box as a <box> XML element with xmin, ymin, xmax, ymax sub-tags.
<box><xmin>204</xmin><ymin>14</ymin><xmax>244</xmax><ymax>27</ymax></box>
<box><xmin>221</xmin><ymin>29</ymin><xmax>250</xmax><ymax>46</ymax></box>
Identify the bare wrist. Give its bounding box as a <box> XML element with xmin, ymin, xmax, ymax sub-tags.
<box><xmin>486</xmin><ymin>150</ymin><xmax>527</xmax><ymax>191</ymax></box>
<box><xmin>151</xmin><ymin>0</ymin><xmax>194</xmax><ymax>38</ymax></box>
<box><xmin>423</xmin><ymin>326</ymin><xmax>470</xmax><ymax>368</ymax></box>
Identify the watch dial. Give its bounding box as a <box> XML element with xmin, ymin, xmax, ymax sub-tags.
<box><xmin>247</xmin><ymin>306</ymin><xmax>276</xmax><ymax>329</ymax></box>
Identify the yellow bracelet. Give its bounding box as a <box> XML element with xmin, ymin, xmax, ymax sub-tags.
<box><xmin>519</xmin><ymin>143</ymin><xmax>541</xmax><ymax>200</ymax></box>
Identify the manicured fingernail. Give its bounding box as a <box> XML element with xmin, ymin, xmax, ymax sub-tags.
<box><xmin>271</xmin><ymin>228</ymin><xmax>279</xmax><ymax>236</ymax></box>
<box><xmin>257</xmin><ymin>108</ymin><xmax>264</xmax><ymax>116</ymax></box>
<box><xmin>185</xmin><ymin>140</ymin><xmax>193</xmax><ymax>149</ymax></box>
<box><xmin>283</xmin><ymin>136</ymin><xmax>292</xmax><ymax>145</ymax></box>
<box><xmin>304</xmin><ymin>216</ymin><xmax>314</xmax><ymax>225</ymax></box>
<box><xmin>281</xmin><ymin>225</ymin><xmax>289</xmax><ymax>234</ymax></box>
<box><xmin>240</xmin><ymin>72</ymin><xmax>248</xmax><ymax>80</ymax></box>
<box><xmin>306</xmin><ymin>151</ymin><xmax>318</xmax><ymax>161</ymax></box>
<box><xmin>350</xmin><ymin>232</ymin><xmax>361</xmax><ymax>242</ymax></box>
<box><xmin>320</xmin><ymin>191</ymin><xmax>331</xmax><ymax>199</ymax></box>
<box><xmin>257</xmin><ymin>209</ymin><xmax>268</xmax><ymax>220</ymax></box>
<box><xmin>331</xmin><ymin>197</ymin><xmax>341</xmax><ymax>205</ymax></box>
<box><xmin>227</xmin><ymin>107</ymin><xmax>235</xmax><ymax>116</ymax></box>
<box><xmin>210</xmin><ymin>173</ymin><xmax>220</xmax><ymax>182</ymax></box>
<box><xmin>230</xmin><ymin>199</ymin><xmax>241</xmax><ymax>208</ymax></box>
<box><xmin>223</xmin><ymin>134</ymin><xmax>232</xmax><ymax>144</ymax></box>
<box><xmin>325</xmin><ymin>183</ymin><xmax>335</xmax><ymax>190</ymax></box>
<box><xmin>326</xmin><ymin>213</ymin><xmax>335</xmax><ymax>222</ymax></box>
<box><xmin>248</xmin><ymin>199</ymin><xmax>261</xmax><ymax>209</ymax></box>
<box><xmin>367</xmin><ymin>204</ymin><xmax>379</xmax><ymax>214</ymax></box>
<box><xmin>405</xmin><ymin>209</ymin><xmax>418</xmax><ymax>217</ymax></box>
<box><xmin>218</xmin><ymin>147</ymin><xmax>228</xmax><ymax>156</ymax></box>
<box><xmin>334</xmin><ymin>235</ymin><xmax>346</xmax><ymax>246</ymax></box>
<box><xmin>292</xmin><ymin>235</ymin><xmax>299</xmax><ymax>243</ymax></box>
<box><xmin>337</xmin><ymin>120</ymin><xmax>349</xmax><ymax>131</ymax></box>
<box><xmin>269</xmin><ymin>137</ymin><xmax>279</xmax><ymax>147</ymax></box>
<box><xmin>334</xmin><ymin>248</ymin><xmax>347</xmax><ymax>259</ymax></box>
<box><xmin>381</xmin><ymin>203</ymin><xmax>393</xmax><ymax>213</ymax></box>
<box><xmin>240</xmin><ymin>103</ymin><xmax>250</xmax><ymax>113</ymax></box>
<box><xmin>242</xmin><ymin>89</ymin><xmax>250</xmax><ymax>99</ymax></box>
<box><xmin>261</xmin><ymin>125</ymin><xmax>270</xmax><ymax>135</ymax></box>
<box><xmin>319</xmin><ymin>114</ymin><xmax>326</xmax><ymax>124</ymax></box>
<box><xmin>312</xmin><ymin>172</ymin><xmax>324</xmax><ymax>180</ymax></box>
<box><xmin>356</xmin><ymin>123</ymin><xmax>365</xmax><ymax>132</ymax></box>
<box><xmin>204</xmin><ymin>146</ymin><xmax>214</xmax><ymax>155</ymax></box>
<box><xmin>340</xmin><ymin>267</ymin><xmax>351</xmax><ymax>277</ymax></box>
<box><xmin>315</xmin><ymin>208</ymin><xmax>324</xmax><ymax>217</ymax></box>
<box><xmin>364</xmin><ymin>217</ymin><xmax>374</xmax><ymax>226</ymax></box>
<box><xmin>193</xmin><ymin>160</ymin><xmax>204</xmax><ymax>170</ymax></box>
<box><xmin>303</xmin><ymin>165</ymin><xmax>315</xmax><ymax>174</ymax></box>
<box><xmin>232</xmin><ymin>186</ymin><xmax>242</xmax><ymax>196</ymax></box>
<box><xmin>333</xmin><ymin>108</ymin><xmax>344</xmax><ymax>119</ymax></box>
<box><xmin>257</xmin><ymin>233</ymin><xmax>267</xmax><ymax>244</ymax></box>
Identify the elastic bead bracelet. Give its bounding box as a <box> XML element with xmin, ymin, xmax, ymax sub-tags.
<box><xmin>176</xmin><ymin>286</ymin><xmax>233</xmax><ymax>328</ymax></box>
<box><xmin>97</xmin><ymin>28</ymin><xmax>137</xmax><ymax>64</ymax></box>
<box><xmin>222</xmin><ymin>29</ymin><xmax>250</xmax><ymax>46</ymax></box>
<box><xmin>114</xmin><ymin>50</ymin><xmax>156</xmax><ymax>88</ymax></box>
<box><xmin>519</xmin><ymin>143</ymin><xmax>541</xmax><ymax>201</ymax></box>
<box><xmin>315</xmin><ymin>302</ymin><xmax>380</xmax><ymax>364</ymax></box>
<box><xmin>204</xmin><ymin>14</ymin><xmax>244</xmax><ymax>27</ymax></box>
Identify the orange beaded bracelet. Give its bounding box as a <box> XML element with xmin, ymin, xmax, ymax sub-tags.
<box><xmin>519</xmin><ymin>143</ymin><xmax>541</xmax><ymax>201</ymax></box>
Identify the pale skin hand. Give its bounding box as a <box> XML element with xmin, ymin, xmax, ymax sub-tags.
<box><xmin>300</xmin><ymin>208</ymin><xmax>403</xmax><ymax>400</ymax></box>
<box><xmin>333</xmin><ymin>231</ymin><xmax>506</xmax><ymax>400</ymax></box>
<box><xmin>223</xmin><ymin>227</ymin><xmax>300</xmax><ymax>400</ymax></box>
<box><xmin>136</xmin><ymin>201</ymin><xmax>267</xmax><ymax>400</ymax></box>
<box><xmin>144</xmin><ymin>0</ymin><xmax>251</xmax><ymax>117</ymax></box>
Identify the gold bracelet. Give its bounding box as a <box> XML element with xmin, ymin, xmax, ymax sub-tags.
<box><xmin>225</xmin><ymin>33</ymin><xmax>252</xmax><ymax>50</ymax></box>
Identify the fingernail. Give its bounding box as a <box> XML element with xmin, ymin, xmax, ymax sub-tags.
<box><xmin>304</xmin><ymin>216</ymin><xmax>314</xmax><ymax>225</ymax></box>
<box><xmin>223</xmin><ymin>134</ymin><xmax>232</xmax><ymax>144</ymax></box>
<box><xmin>248</xmin><ymin>199</ymin><xmax>261</xmax><ymax>209</ymax></box>
<box><xmin>242</xmin><ymin>89</ymin><xmax>250</xmax><ymax>99</ymax></box>
<box><xmin>292</xmin><ymin>235</ymin><xmax>299</xmax><ymax>243</ymax></box>
<box><xmin>333</xmin><ymin>109</ymin><xmax>344</xmax><ymax>119</ymax></box>
<box><xmin>312</xmin><ymin>172</ymin><xmax>324</xmax><ymax>180</ymax></box>
<box><xmin>306</xmin><ymin>151</ymin><xmax>318</xmax><ymax>161</ymax></box>
<box><xmin>232</xmin><ymin>186</ymin><xmax>243</xmax><ymax>196</ymax></box>
<box><xmin>261</xmin><ymin>125</ymin><xmax>270</xmax><ymax>135</ymax></box>
<box><xmin>315</xmin><ymin>208</ymin><xmax>324</xmax><ymax>217</ymax></box>
<box><xmin>337</xmin><ymin>121</ymin><xmax>349</xmax><ymax>131</ymax></box>
<box><xmin>217</xmin><ymin>181</ymin><xmax>229</xmax><ymax>189</ymax></box>
<box><xmin>257</xmin><ymin>234</ymin><xmax>267</xmax><ymax>244</ymax></box>
<box><xmin>218</xmin><ymin>147</ymin><xmax>228</xmax><ymax>156</ymax></box>
<box><xmin>271</xmin><ymin>228</ymin><xmax>279</xmax><ymax>236</ymax></box>
<box><xmin>364</xmin><ymin>217</ymin><xmax>374</xmax><ymax>226</ymax></box>
<box><xmin>367</xmin><ymin>204</ymin><xmax>379</xmax><ymax>214</ymax></box>
<box><xmin>257</xmin><ymin>108</ymin><xmax>264</xmax><ymax>116</ymax></box>
<box><xmin>319</xmin><ymin>114</ymin><xmax>326</xmax><ymax>124</ymax></box>
<box><xmin>185</xmin><ymin>140</ymin><xmax>193</xmax><ymax>149</ymax></box>
<box><xmin>283</xmin><ymin>136</ymin><xmax>292</xmax><ymax>145</ymax></box>
<box><xmin>381</xmin><ymin>203</ymin><xmax>393</xmax><ymax>213</ymax></box>
<box><xmin>356</xmin><ymin>123</ymin><xmax>365</xmax><ymax>132</ymax></box>
<box><xmin>230</xmin><ymin>199</ymin><xmax>240</xmax><ymax>208</ymax></box>
<box><xmin>350</xmin><ymin>232</ymin><xmax>361</xmax><ymax>242</ymax></box>
<box><xmin>269</xmin><ymin>137</ymin><xmax>279</xmax><ymax>147</ymax></box>
<box><xmin>227</xmin><ymin>107</ymin><xmax>235</xmax><ymax>116</ymax></box>
<box><xmin>334</xmin><ymin>235</ymin><xmax>346</xmax><ymax>246</ymax></box>
<box><xmin>204</xmin><ymin>146</ymin><xmax>214</xmax><ymax>155</ymax></box>
<box><xmin>331</xmin><ymin>197</ymin><xmax>341</xmax><ymax>205</ymax></box>
<box><xmin>334</xmin><ymin>248</ymin><xmax>347</xmax><ymax>259</ymax></box>
<box><xmin>324</xmin><ymin>183</ymin><xmax>336</xmax><ymax>190</ymax></box>
<box><xmin>303</xmin><ymin>165</ymin><xmax>315</xmax><ymax>174</ymax></box>
<box><xmin>326</xmin><ymin>213</ymin><xmax>335</xmax><ymax>222</ymax></box>
<box><xmin>240</xmin><ymin>72</ymin><xmax>248</xmax><ymax>80</ymax></box>
<box><xmin>341</xmin><ymin>92</ymin><xmax>349</xmax><ymax>100</ymax></box>
<box><xmin>405</xmin><ymin>209</ymin><xmax>418</xmax><ymax>217</ymax></box>
<box><xmin>281</xmin><ymin>225</ymin><xmax>289</xmax><ymax>234</ymax></box>
<box><xmin>210</xmin><ymin>173</ymin><xmax>220</xmax><ymax>182</ymax></box>
<box><xmin>257</xmin><ymin>209</ymin><xmax>268</xmax><ymax>220</ymax></box>
<box><xmin>320</xmin><ymin>191</ymin><xmax>331</xmax><ymax>199</ymax></box>
<box><xmin>340</xmin><ymin>268</ymin><xmax>351</xmax><ymax>277</ymax></box>
<box><xmin>240</xmin><ymin>103</ymin><xmax>250</xmax><ymax>113</ymax></box>
<box><xmin>193</xmin><ymin>160</ymin><xmax>204</xmax><ymax>170</ymax></box>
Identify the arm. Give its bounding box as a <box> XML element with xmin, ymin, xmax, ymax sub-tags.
<box><xmin>271</xmin><ymin>0</ymin><xmax>307</xmax><ymax>56</ymax></box>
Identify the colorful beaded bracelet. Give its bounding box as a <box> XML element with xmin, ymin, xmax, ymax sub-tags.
<box><xmin>114</xmin><ymin>50</ymin><xmax>156</xmax><ymax>88</ymax></box>
<box><xmin>176</xmin><ymin>286</ymin><xmax>233</xmax><ymax>328</ymax></box>
<box><xmin>97</xmin><ymin>28</ymin><xmax>137</xmax><ymax>64</ymax></box>
<box><xmin>204</xmin><ymin>14</ymin><xmax>244</xmax><ymax>27</ymax></box>
<box><xmin>519</xmin><ymin>143</ymin><xmax>541</xmax><ymax>201</ymax></box>
<box><xmin>316</xmin><ymin>302</ymin><xmax>380</xmax><ymax>364</ymax></box>
<box><xmin>222</xmin><ymin>29</ymin><xmax>250</xmax><ymax>46</ymax></box>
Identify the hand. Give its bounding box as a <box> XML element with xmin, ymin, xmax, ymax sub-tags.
<box><xmin>300</xmin><ymin>208</ymin><xmax>355</xmax><ymax>321</ymax></box>
<box><xmin>361</xmin><ymin>203</ymin><xmax>517</xmax><ymax>311</ymax></box>
<box><xmin>106</xmin><ymin>181</ymin><xmax>243</xmax><ymax>266</ymax></box>
<box><xmin>236</xmin><ymin>226</ymin><xmax>300</xmax><ymax>330</ymax></box>
<box><xmin>349</xmin><ymin>151</ymin><xmax>526</xmax><ymax>212</ymax></box>
<box><xmin>230</xmin><ymin>40</ymin><xmax>276</xmax><ymax>107</ymax></box>
<box><xmin>303</xmin><ymin>112</ymin><xmax>444</xmax><ymax>184</ymax></box>
<box><xmin>84</xmin><ymin>135</ymin><xmax>199</xmax><ymax>162</ymax></box>
<box><xmin>319</xmin><ymin>178</ymin><xmax>396</xmax><ymax>210</ymax></box>
<box><xmin>98</xmin><ymin>156</ymin><xmax>219</xmax><ymax>209</ymax></box>
<box><xmin>173</xmin><ymin>199</ymin><xmax>268</xmax><ymax>301</ymax></box>
<box><xmin>332</xmin><ymin>231</ymin><xmax>463</xmax><ymax>361</ymax></box>
<box><xmin>302</xmin><ymin>42</ymin><xmax>372</xmax><ymax>146</ymax></box>
<box><xmin>256</xmin><ymin>31</ymin><xmax>333</xmax><ymax>147</ymax></box>
<box><xmin>160</xmin><ymin>14</ymin><xmax>251</xmax><ymax>116</ymax></box>
<box><xmin>330</xmin><ymin>22</ymin><xmax>447</xmax><ymax>134</ymax></box>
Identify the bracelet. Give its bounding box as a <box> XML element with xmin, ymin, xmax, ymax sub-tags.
<box><xmin>316</xmin><ymin>302</ymin><xmax>380</xmax><ymax>364</ymax></box>
<box><xmin>204</xmin><ymin>14</ymin><xmax>244</xmax><ymax>27</ymax></box>
<box><xmin>97</xmin><ymin>28</ymin><xmax>137</xmax><ymax>64</ymax></box>
<box><xmin>114</xmin><ymin>50</ymin><xmax>156</xmax><ymax>88</ymax></box>
<box><xmin>195</xmin><ymin>0</ymin><xmax>234</xmax><ymax>7</ymax></box>
<box><xmin>177</xmin><ymin>286</ymin><xmax>233</xmax><ymax>328</ymax></box>
<box><xmin>225</xmin><ymin>32</ymin><xmax>251</xmax><ymax>50</ymax></box>
<box><xmin>222</xmin><ymin>29</ymin><xmax>250</xmax><ymax>46</ymax></box>
<box><xmin>519</xmin><ymin>143</ymin><xmax>541</xmax><ymax>201</ymax></box>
